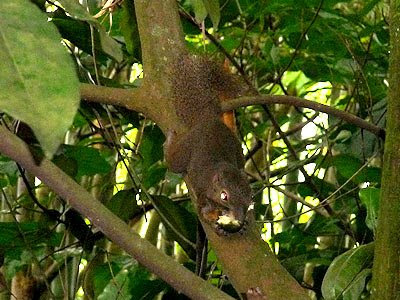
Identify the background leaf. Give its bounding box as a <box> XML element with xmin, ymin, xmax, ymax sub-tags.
<box><xmin>203</xmin><ymin>0</ymin><xmax>221</xmax><ymax>29</ymax></box>
<box><xmin>151</xmin><ymin>195</ymin><xmax>197</xmax><ymax>259</ymax></box>
<box><xmin>359</xmin><ymin>188</ymin><xmax>380</xmax><ymax>232</ymax></box>
<box><xmin>56</xmin><ymin>0</ymin><xmax>123</xmax><ymax>62</ymax></box>
<box><xmin>106</xmin><ymin>189</ymin><xmax>140</xmax><ymax>222</ymax></box>
<box><xmin>189</xmin><ymin>0</ymin><xmax>208</xmax><ymax>23</ymax></box>
<box><xmin>61</xmin><ymin>145</ymin><xmax>112</xmax><ymax>178</ymax></box>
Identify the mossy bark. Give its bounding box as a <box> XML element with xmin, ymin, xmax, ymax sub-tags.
<box><xmin>371</xmin><ymin>1</ymin><xmax>400</xmax><ymax>298</ymax></box>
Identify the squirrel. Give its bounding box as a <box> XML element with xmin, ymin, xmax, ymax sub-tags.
<box><xmin>165</xmin><ymin>54</ymin><xmax>253</xmax><ymax>234</ymax></box>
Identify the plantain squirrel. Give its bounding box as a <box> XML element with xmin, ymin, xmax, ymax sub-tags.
<box><xmin>165</xmin><ymin>54</ymin><xmax>252</xmax><ymax>234</ymax></box>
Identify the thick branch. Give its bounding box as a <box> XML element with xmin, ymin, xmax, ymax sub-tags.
<box><xmin>0</xmin><ymin>126</ymin><xmax>233</xmax><ymax>300</ymax></box>
<box><xmin>134</xmin><ymin>0</ymin><xmax>186</xmax><ymax>81</ymax></box>
<box><xmin>80</xmin><ymin>83</ymin><xmax>173</xmax><ymax>128</ymax></box>
<box><xmin>80</xmin><ymin>83</ymin><xmax>155</xmax><ymax>116</ymax></box>
<box><xmin>223</xmin><ymin>95</ymin><xmax>385</xmax><ymax>139</ymax></box>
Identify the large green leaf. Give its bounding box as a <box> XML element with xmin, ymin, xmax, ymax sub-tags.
<box><xmin>332</xmin><ymin>155</ymin><xmax>380</xmax><ymax>184</ymax></box>
<box><xmin>83</xmin><ymin>257</ymin><xmax>121</xmax><ymax>299</ymax></box>
<box><xmin>322</xmin><ymin>243</ymin><xmax>374</xmax><ymax>300</ymax></box>
<box><xmin>51</xmin><ymin>17</ymin><xmax>109</xmax><ymax>63</ymax></box>
<box><xmin>0</xmin><ymin>0</ymin><xmax>80</xmax><ymax>157</ymax></box>
<box><xmin>142</xmin><ymin>163</ymin><xmax>167</xmax><ymax>189</ymax></box>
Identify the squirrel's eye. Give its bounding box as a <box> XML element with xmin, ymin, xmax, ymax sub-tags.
<box><xmin>220</xmin><ymin>191</ymin><xmax>228</xmax><ymax>202</ymax></box>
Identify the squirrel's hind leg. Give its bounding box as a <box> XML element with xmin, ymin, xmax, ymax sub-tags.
<box><xmin>164</xmin><ymin>130</ymin><xmax>192</xmax><ymax>173</ymax></box>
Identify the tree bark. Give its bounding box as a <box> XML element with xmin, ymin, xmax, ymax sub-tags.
<box><xmin>371</xmin><ymin>1</ymin><xmax>400</xmax><ymax>298</ymax></box>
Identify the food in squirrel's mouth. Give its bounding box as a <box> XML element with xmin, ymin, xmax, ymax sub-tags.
<box><xmin>216</xmin><ymin>214</ymin><xmax>243</xmax><ymax>233</ymax></box>
<box><xmin>217</xmin><ymin>214</ymin><xmax>241</xmax><ymax>226</ymax></box>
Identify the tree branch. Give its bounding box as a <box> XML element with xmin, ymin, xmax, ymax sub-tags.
<box><xmin>223</xmin><ymin>95</ymin><xmax>385</xmax><ymax>139</ymax></box>
<box><xmin>0</xmin><ymin>126</ymin><xmax>233</xmax><ymax>300</ymax></box>
<box><xmin>80</xmin><ymin>83</ymin><xmax>135</xmax><ymax>107</ymax></box>
<box><xmin>80</xmin><ymin>83</ymin><xmax>155</xmax><ymax>116</ymax></box>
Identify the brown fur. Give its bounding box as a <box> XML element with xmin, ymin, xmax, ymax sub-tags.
<box><xmin>166</xmin><ymin>54</ymin><xmax>252</xmax><ymax>233</ymax></box>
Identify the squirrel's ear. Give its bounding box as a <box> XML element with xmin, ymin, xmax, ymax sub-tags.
<box><xmin>212</xmin><ymin>171</ymin><xmax>220</xmax><ymax>184</ymax></box>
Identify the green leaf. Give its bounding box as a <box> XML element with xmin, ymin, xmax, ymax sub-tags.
<box><xmin>203</xmin><ymin>0</ymin><xmax>221</xmax><ymax>29</ymax></box>
<box><xmin>83</xmin><ymin>256</ymin><xmax>121</xmax><ymax>299</ymax></box>
<box><xmin>189</xmin><ymin>0</ymin><xmax>208</xmax><ymax>23</ymax></box>
<box><xmin>332</xmin><ymin>155</ymin><xmax>378</xmax><ymax>183</ymax></box>
<box><xmin>0</xmin><ymin>178</ymin><xmax>7</xmax><ymax>189</ymax></box>
<box><xmin>343</xmin><ymin>268</ymin><xmax>371</xmax><ymax>300</ymax></box>
<box><xmin>120</xmin><ymin>0</ymin><xmax>141</xmax><ymax>56</ymax></box>
<box><xmin>92</xmin><ymin>262</ymin><xmax>121</xmax><ymax>298</ymax></box>
<box><xmin>151</xmin><ymin>195</ymin><xmax>197</xmax><ymax>259</ymax></box>
<box><xmin>97</xmin><ymin>266</ymin><xmax>132</xmax><ymax>299</ymax></box>
<box><xmin>359</xmin><ymin>188</ymin><xmax>380</xmax><ymax>232</ymax></box>
<box><xmin>62</xmin><ymin>145</ymin><xmax>112</xmax><ymax>178</ymax></box>
<box><xmin>106</xmin><ymin>189</ymin><xmax>140</xmax><ymax>223</ymax></box>
<box><xmin>52</xmin><ymin>17</ymin><xmax>109</xmax><ymax>62</ymax></box>
<box><xmin>127</xmin><ymin>266</ymin><xmax>166</xmax><ymax>299</ymax></box>
<box><xmin>304</xmin><ymin>214</ymin><xmax>342</xmax><ymax>236</ymax></box>
<box><xmin>52</xmin><ymin>154</ymin><xmax>78</xmax><ymax>178</ymax></box>
<box><xmin>322</xmin><ymin>243</ymin><xmax>374</xmax><ymax>300</ymax></box>
<box><xmin>98</xmin><ymin>264</ymin><xmax>165</xmax><ymax>300</ymax></box>
<box><xmin>0</xmin><ymin>222</ymin><xmax>62</xmax><ymax>260</ymax></box>
<box><xmin>142</xmin><ymin>164</ymin><xmax>167</xmax><ymax>189</ymax></box>
<box><xmin>139</xmin><ymin>126</ymin><xmax>165</xmax><ymax>169</ymax></box>
<box><xmin>65</xmin><ymin>209</ymin><xmax>95</xmax><ymax>251</ymax></box>
<box><xmin>0</xmin><ymin>157</ymin><xmax>18</xmax><ymax>178</ymax></box>
<box><xmin>56</xmin><ymin>0</ymin><xmax>95</xmax><ymax>22</ymax></box>
<box><xmin>332</xmin><ymin>155</ymin><xmax>362</xmax><ymax>180</ymax></box>
<box><xmin>56</xmin><ymin>0</ymin><xmax>123</xmax><ymax>62</ymax></box>
<box><xmin>0</xmin><ymin>0</ymin><xmax>80</xmax><ymax>157</ymax></box>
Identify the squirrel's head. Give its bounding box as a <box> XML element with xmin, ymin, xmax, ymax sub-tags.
<box><xmin>204</xmin><ymin>162</ymin><xmax>252</xmax><ymax>233</ymax></box>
